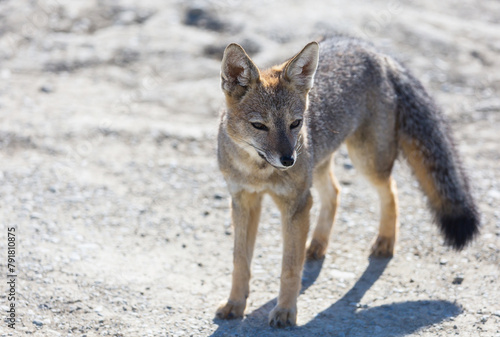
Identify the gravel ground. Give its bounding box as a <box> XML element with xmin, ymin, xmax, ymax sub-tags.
<box><xmin>0</xmin><ymin>0</ymin><xmax>499</xmax><ymax>336</ymax></box>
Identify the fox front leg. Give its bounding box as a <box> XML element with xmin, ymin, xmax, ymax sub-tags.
<box><xmin>268</xmin><ymin>192</ymin><xmax>312</xmax><ymax>327</ymax></box>
<box><xmin>216</xmin><ymin>191</ymin><xmax>262</xmax><ymax>319</ymax></box>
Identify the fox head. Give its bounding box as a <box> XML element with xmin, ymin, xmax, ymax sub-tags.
<box><xmin>220</xmin><ymin>42</ymin><xmax>319</xmax><ymax>170</ymax></box>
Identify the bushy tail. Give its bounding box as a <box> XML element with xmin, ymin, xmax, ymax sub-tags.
<box><xmin>389</xmin><ymin>66</ymin><xmax>479</xmax><ymax>250</ymax></box>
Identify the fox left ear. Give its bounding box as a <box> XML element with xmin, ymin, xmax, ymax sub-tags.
<box><xmin>283</xmin><ymin>42</ymin><xmax>319</xmax><ymax>92</ymax></box>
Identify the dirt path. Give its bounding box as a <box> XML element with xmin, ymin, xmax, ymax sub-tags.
<box><xmin>0</xmin><ymin>0</ymin><xmax>499</xmax><ymax>336</ymax></box>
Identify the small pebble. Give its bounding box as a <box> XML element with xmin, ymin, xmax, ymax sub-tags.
<box><xmin>39</xmin><ymin>84</ymin><xmax>53</xmax><ymax>93</ymax></box>
<box><xmin>452</xmin><ymin>274</ymin><xmax>465</xmax><ymax>285</ymax></box>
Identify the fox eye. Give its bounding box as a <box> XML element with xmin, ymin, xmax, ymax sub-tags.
<box><xmin>251</xmin><ymin>122</ymin><xmax>268</xmax><ymax>131</ymax></box>
<box><xmin>290</xmin><ymin>119</ymin><xmax>302</xmax><ymax>129</ymax></box>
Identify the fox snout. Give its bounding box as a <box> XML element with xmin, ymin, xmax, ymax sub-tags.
<box><xmin>267</xmin><ymin>152</ymin><xmax>295</xmax><ymax>169</ymax></box>
<box><xmin>267</xmin><ymin>134</ymin><xmax>297</xmax><ymax>169</ymax></box>
<box><xmin>280</xmin><ymin>155</ymin><xmax>295</xmax><ymax>167</ymax></box>
<box><xmin>264</xmin><ymin>144</ymin><xmax>296</xmax><ymax>169</ymax></box>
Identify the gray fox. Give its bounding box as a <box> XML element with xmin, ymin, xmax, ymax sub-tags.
<box><xmin>215</xmin><ymin>36</ymin><xmax>479</xmax><ymax>327</ymax></box>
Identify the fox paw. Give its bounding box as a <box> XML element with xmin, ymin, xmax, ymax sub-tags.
<box><xmin>306</xmin><ymin>239</ymin><xmax>327</xmax><ymax>260</ymax></box>
<box><xmin>268</xmin><ymin>305</ymin><xmax>297</xmax><ymax>328</ymax></box>
<box><xmin>215</xmin><ymin>300</ymin><xmax>246</xmax><ymax>319</ymax></box>
<box><xmin>371</xmin><ymin>235</ymin><xmax>395</xmax><ymax>257</ymax></box>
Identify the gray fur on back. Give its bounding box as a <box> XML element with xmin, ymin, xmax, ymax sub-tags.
<box><xmin>307</xmin><ymin>36</ymin><xmax>397</xmax><ymax>165</ymax></box>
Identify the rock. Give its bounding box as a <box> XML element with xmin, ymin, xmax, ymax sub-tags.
<box><xmin>330</xmin><ymin>269</ymin><xmax>356</xmax><ymax>279</ymax></box>
<box><xmin>475</xmin><ymin>99</ymin><xmax>500</xmax><ymax>112</ymax></box>
<box><xmin>452</xmin><ymin>274</ymin><xmax>464</xmax><ymax>285</ymax></box>
<box><xmin>30</xmin><ymin>212</ymin><xmax>42</xmax><ymax>219</ymax></box>
<box><xmin>39</xmin><ymin>84</ymin><xmax>54</xmax><ymax>93</ymax></box>
<box><xmin>112</xmin><ymin>48</ymin><xmax>140</xmax><ymax>66</ymax></box>
<box><xmin>203</xmin><ymin>44</ymin><xmax>227</xmax><ymax>59</ymax></box>
<box><xmin>116</xmin><ymin>10</ymin><xmax>137</xmax><ymax>25</ymax></box>
<box><xmin>33</xmin><ymin>320</ymin><xmax>43</xmax><ymax>327</ymax></box>
<box><xmin>239</xmin><ymin>38</ymin><xmax>261</xmax><ymax>55</ymax></box>
<box><xmin>184</xmin><ymin>6</ymin><xmax>225</xmax><ymax>32</ymax></box>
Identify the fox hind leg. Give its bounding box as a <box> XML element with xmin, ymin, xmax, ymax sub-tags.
<box><xmin>307</xmin><ymin>157</ymin><xmax>340</xmax><ymax>260</ymax></box>
<box><xmin>346</xmin><ymin>136</ymin><xmax>399</xmax><ymax>257</ymax></box>
<box><xmin>369</xmin><ymin>176</ymin><xmax>399</xmax><ymax>257</ymax></box>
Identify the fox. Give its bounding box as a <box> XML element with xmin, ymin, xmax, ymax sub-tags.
<box><xmin>215</xmin><ymin>36</ymin><xmax>479</xmax><ymax>327</ymax></box>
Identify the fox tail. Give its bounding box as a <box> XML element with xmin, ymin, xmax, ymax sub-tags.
<box><xmin>389</xmin><ymin>65</ymin><xmax>479</xmax><ymax>250</ymax></box>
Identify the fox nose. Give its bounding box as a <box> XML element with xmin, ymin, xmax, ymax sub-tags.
<box><xmin>280</xmin><ymin>155</ymin><xmax>295</xmax><ymax>167</ymax></box>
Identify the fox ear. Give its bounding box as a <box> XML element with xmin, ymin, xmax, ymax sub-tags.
<box><xmin>221</xmin><ymin>43</ymin><xmax>260</xmax><ymax>99</ymax></box>
<box><xmin>283</xmin><ymin>42</ymin><xmax>319</xmax><ymax>92</ymax></box>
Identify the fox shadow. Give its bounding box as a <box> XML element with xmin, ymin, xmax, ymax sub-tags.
<box><xmin>211</xmin><ymin>257</ymin><xmax>461</xmax><ymax>336</ymax></box>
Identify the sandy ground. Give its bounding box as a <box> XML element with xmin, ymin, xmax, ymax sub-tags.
<box><xmin>0</xmin><ymin>0</ymin><xmax>499</xmax><ymax>336</ymax></box>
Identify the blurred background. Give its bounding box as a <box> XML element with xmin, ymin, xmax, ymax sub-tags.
<box><xmin>0</xmin><ymin>0</ymin><xmax>499</xmax><ymax>336</ymax></box>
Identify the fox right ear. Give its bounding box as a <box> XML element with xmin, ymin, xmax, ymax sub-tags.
<box><xmin>221</xmin><ymin>43</ymin><xmax>260</xmax><ymax>99</ymax></box>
